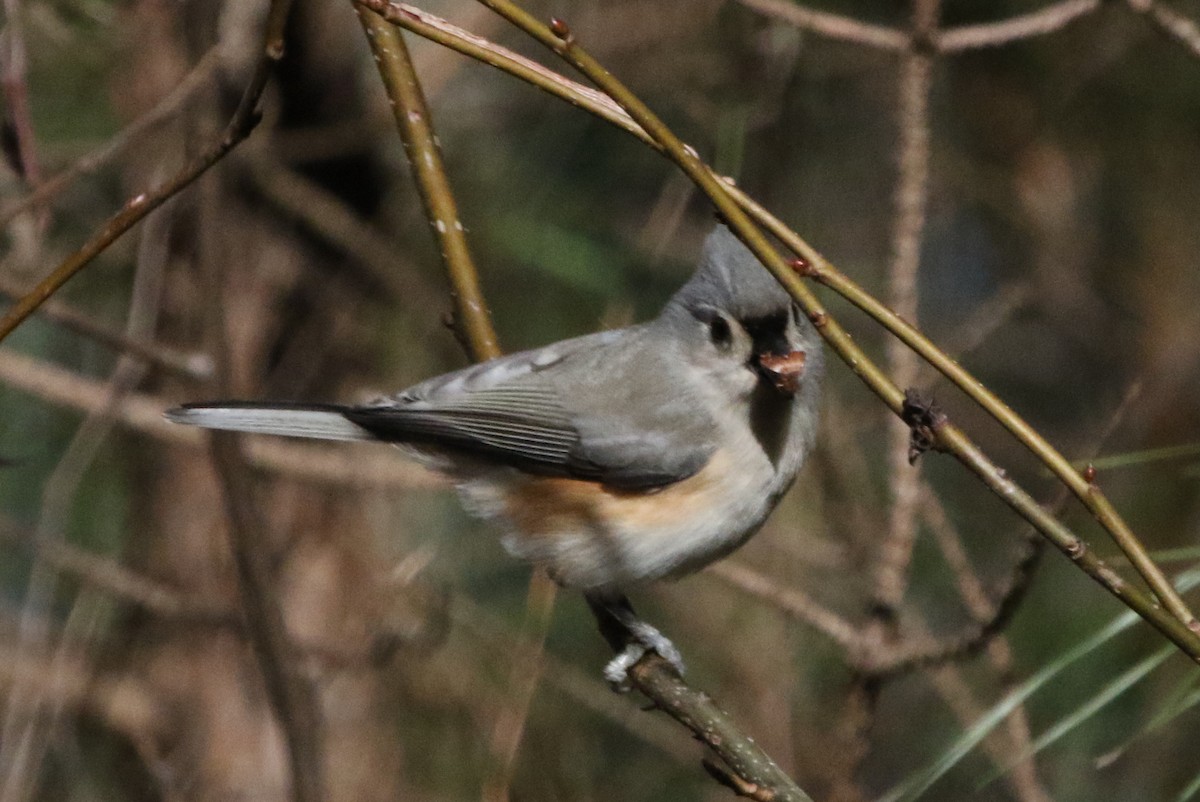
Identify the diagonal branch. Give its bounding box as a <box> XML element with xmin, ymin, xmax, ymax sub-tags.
<box><xmin>0</xmin><ymin>5</ymin><xmax>289</xmax><ymax>346</ymax></box>
<box><xmin>936</xmin><ymin>0</ymin><xmax>1100</xmax><ymax>52</ymax></box>
<box><xmin>733</xmin><ymin>0</ymin><xmax>908</xmax><ymax>50</ymax></box>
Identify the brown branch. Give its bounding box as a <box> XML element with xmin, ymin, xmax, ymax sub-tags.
<box><xmin>1127</xmin><ymin>0</ymin><xmax>1200</xmax><ymax>59</ymax></box>
<box><xmin>733</xmin><ymin>0</ymin><xmax>909</xmax><ymax>51</ymax></box>
<box><xmin>706</xmin><ymin>561</ymin><xmax>864</xmax><ymax>654</ymax></box>
<box><xmin>873</xmin><ymin>0</ymin><xmax>938</xmax><ymax>622</ymax></box>
<box><xmin>1</xmin><ymin>0</ymin><xmax>43</xmax><ymax>188</ymax></box>
<box><xmin>0</xmin><ymin>347</ymin><xmax>439</xmax><ymax>489</ymax></box>
<box><xmin>0</xmin><ymin>1</ymin><xmax>289</xmax><ymax>347</ymax></box>
<box><xmin>0</xmin><ymin>48</ymin><xmax>223</xmax><ymax>225</ymax></box>
<box><xmin>480</xmin><ymin>573</ymin><xmax>558</xmax><ymax>802</ymax></box>
<box><xmin>936</xmin><ymin>0</ymin><xmax>1100</xmax><ymax>52</ymax></box>
<box><xmin>627</xmin><ymin>656</ymin><xmax>815</xmax><ymax>802</ymax></box>
<box><xmin>208</xmin><ymin>366</ymin><xmax>327</xmax><ymax>802</ymax></box>
<box><xmin>0</xmin><ymin>645</ymin><xmax>163</xmax><ymax>750</ymax></box>
<box><xmin>242</xmin><ymin>153</ymin><xmax>437</xmax><ymax>304</ymax></box>
<box><xmin>356</xmin><ymin>16</ymin><xmax>564</xmax><ymax>801</ymax></box>
<box><xmin>0</xmin><ymin>276</ymin><xmax>212</xmax><ymax>380</ymax></box>
<box><xmin>358</xmin><ymin>7</ymin><xmax>500</xmax><ymax>361</ymax></box>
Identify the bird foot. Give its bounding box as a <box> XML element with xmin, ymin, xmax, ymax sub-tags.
<box><xmin>602</xmin><ymin>621</ymin><xmax>686</xmax><ymax>691</ymax></box>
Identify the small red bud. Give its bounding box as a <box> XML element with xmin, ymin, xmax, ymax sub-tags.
<box><xmin>1082</xmin><ymin>464</ymin><xmax>1097</xmax><ymax>483</ymax></box>
<box><xmin>548</xmin><ymin>17</ymin><xmax>571</xmax><ymax>39</ymax></box>
<box><xmin>808</xmin><ymin>310</ymin><xmax>828</xmax><ymax>328</ymax></box>
<box><xmin>788</xmin><ymin>256</ymin><xmax>811</xmax><ymax>275</ymax></box>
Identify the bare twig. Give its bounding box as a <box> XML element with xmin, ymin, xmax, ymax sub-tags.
<box><xmin>628</xmin><ymin>655</ymin><xmax>815</xmax><ymax>802</ymax></box>
<box><xmin>358</xmin><ymin>7</ymin><xmax>500</xmax><ymax>361</ymax></box>
<box><xmin>480</xmin><ymin>573</ymin><xmax>557</xmax><ymax>802</ymax></box>
<box><xmin>1</xmin><ymin>0</ymin><xmax>43</xmax><ymax>187</ymax></box>
<box><xmin>0</xmin><ymin>48</ymin><xmax>223</xmax><ymax>225</ymax></box>
<box><xmin>209</xmin><ymin>436</ymin><xmax>327</xmax><ymax>802</ymax></box>
<box><xmin>706</xmin><ymin>561</ymin><xmax>863</xmax><ymax>654</ymax></box>
<box><xmin>0</xmin><ymin>197</ymin><xmax>179</xmax><ymax>802</ymax></box>
<box><xmin>873</xmin><ymin>0</ymin><xmax>938</xmax><ymax>622</ymax></box>
<box><xmin>0</xmin><ymin>518</ymin><xmax>232</xmax><ymax>623</ymax></box>
<box><xmin>0</xmin><ymin>346</ymin><xmax>439</xmax><ymax>489</ymax></box>
<box><xmin>357</xmin><ymin>15</ymin><xmax>566</xmax><ymax>801</ymax></box>
<box><xmin>0</xmin><ymin>645</ymin><xmax>162</xmax><ymax>749</ymax></box>
<box><xmin>0</xmin><ymin>277</ymin><xmax>212</xmax><ymax>380</ymax></box>
<box><xmin>936</xmin><ymin>0</ymin><xmax>1100</xmax><ymax>52</ymax></box>
<box><xmin>0</xmin><ymin>0</ymin><xmax>292</xmax><ymax>346</ymax></box>
<box><xmin>242</xmin><ymin>153</ymin><xmax>433</xmax><ymax>303</ymax></box>
<box><xmin>1127</xmin><ymin>0</ymin><xmax>1200</xmax><ymax>59</ymax></box>
<box><xmin>733</xmin><ymin>0</ymin><xmax>908</xmax><ymax>50</ymax></box>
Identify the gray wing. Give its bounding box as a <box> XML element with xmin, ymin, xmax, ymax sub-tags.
<box><xmin>343</xmin><ymin>328</ymin><xmax>716</xmax><ymax>489</ymax></box>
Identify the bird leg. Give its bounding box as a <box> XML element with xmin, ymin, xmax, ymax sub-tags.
<box><xmin>584</xmin><ymin>592</ymin><xmax>686</xmax><ymax>689</ymax></box>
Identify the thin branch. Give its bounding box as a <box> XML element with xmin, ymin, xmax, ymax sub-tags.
<box><xmin>628</xmin><ymin>656</ymin><xmax>815</xmax><ymax>802</ymax></box>
<box><xmin>355</xmin><ymin>1</ymin><xmax>650</xmax><ymax>144</ymax></box>
<box><xmin>733</xmin><ymin>0</ymin><xmax>909</xmax><ymax>51</ymax></box>
<box><xmin>706</xmin><ymin>561</ymin><xmax>864</xmax><ymax>654</ymax></box>
<box><xmin>1127</xmin><ymin>0</ymin><xmax>1200</xmax><ymax>59</ymax></box>
<box><xmin>0</xmin><ymin>346</ymin><xmax>439</xmax><ymax>489</ymax></box>
<box><xmin>200</xmin><ymin>436</ymin><xmax>328</xmax><ymax>802</ymax></box>
<box><xmin>0</xmin><ymin>199</ymin><xmax>180</xmax><ymax>800</ymax></box>
<box><xmin>936</xmin><ymin>0</ymin><xmax>1100</xmax><ymax>52</ymax></box>
<box><xmin>0</xmin><ymin>645</ymin><xmax>163</xmax><ymax>749</ymax></box>
<box><xmin>0</xmin><ymin>2</ymin><xmax>289</xmax><ymax>346</ymax></box>
<box><xmin>0</xmin><ymin>277</ymin><xmax>212</xmax><ymax>380</ymax></box>
<box><xmin>918</xmin><ymin>282</ymin><xmax>1030</xmax><ymax>387</ymax></box>
<box><xmin>480</xmin><ymin>572</ymin><xmax>557</xmax><ymax>802</ymax></box>
<box><xmin>873</xmin><ymin>0</ymin><xmax>938</xmax><ymax>621</ymax></box>
<box><xmin>356</xmin><ymin>17</ymin><xmax>561</xmax><ymax>801</ymax></box>
<box><xmin>0</xmin><ymin>517</ymin><xmax>233</xmax><ymax>624</ymax></box>
<box><xmin>241</xmin><ymin>154</ymin><xmax>433</xmax><ymax>303</ymax></box>
<box><xmin>358</xmin><ymin>7</ymin><xmax>500</xmax><ymax>361</ymax></box>
<box><xmin>201</xmin><ymin>124</ymin><xmax>327</xmax><ymax>802</ymax></box>
<box><xmin>1</xmin><ymin>0</ymin><xmax>43</xmax><ymax>187</ymax></box>
<box><xmin>0</xmin><ymin>47</ymin><xmax>223</xmax><ymax>225</ymax></box>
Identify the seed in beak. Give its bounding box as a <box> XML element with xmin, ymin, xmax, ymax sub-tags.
<box><xmin>757</xmin><ymin>350</ymin><xmax>807</xmax><ymax>396</ymax></box>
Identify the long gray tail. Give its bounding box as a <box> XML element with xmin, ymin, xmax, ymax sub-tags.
<box><xmin>164</xmin><ymin>402</ymin><xmax>374</xmax><ymax>442</ymax></box>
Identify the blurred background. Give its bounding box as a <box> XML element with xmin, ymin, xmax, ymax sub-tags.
<box><xmin>0</xmin><ymin>0</ymin><xmax>1198</xmax><ymax>800</ymax></box>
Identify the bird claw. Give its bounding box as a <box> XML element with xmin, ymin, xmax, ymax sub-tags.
<box><xmin>602</xmin><ymin>621</ymin><xmax>686</xmax><ymax>692</ymax></box>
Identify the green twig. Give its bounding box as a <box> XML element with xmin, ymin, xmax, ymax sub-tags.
<box><xmin>356</xmin><ymin>7</ymin><xmax>500</xmax><ymax>361</ymax></box>
<box><xmin>356</xmin><ymin>15</ymin><xmax>560</xmax><ymax>802</ymax></box>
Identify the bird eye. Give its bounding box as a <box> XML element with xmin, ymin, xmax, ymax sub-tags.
<box><xmin>708</xmin><ymin>314</ymin><xmax>733</xmax><ymax>348</ymax></box>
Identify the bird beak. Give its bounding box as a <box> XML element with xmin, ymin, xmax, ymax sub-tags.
<box><xmin>756</xmin><ymin>350</ymin><xmax>806</xmax><ymax>396</ymax></box>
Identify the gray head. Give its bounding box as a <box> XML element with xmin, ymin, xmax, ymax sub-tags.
<box><xmin>667</xmin><ymin>225</ymin><xmax>795</xmax><ymax>322</ymax></box>
<box><xmin>658</xmin><ymin>225</ymin><xmax>823</xmax><ymax>407</ymax></box>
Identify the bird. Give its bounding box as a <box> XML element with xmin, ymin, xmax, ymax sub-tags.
<box><xmin>166</xmin><ymin>225</ymin><xmax>824</xmax><ymax>685</ymax></box>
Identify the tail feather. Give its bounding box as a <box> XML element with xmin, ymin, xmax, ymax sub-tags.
<box><xmin>165</xmin><ymin>402</ymin><xmax>374</xmax><ymax>442</ymax></box>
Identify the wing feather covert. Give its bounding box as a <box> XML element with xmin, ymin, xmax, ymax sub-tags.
<box><xmin>342</xmin><ymin>328</ymin><xmax>716</xmax><ymax>489</ymax></box>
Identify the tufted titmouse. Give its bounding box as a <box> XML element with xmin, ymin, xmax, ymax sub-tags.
<box><xmin>167</xmin><ymin>225</ymin><xmax>823</xmax><ymax>683</ymax></box>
